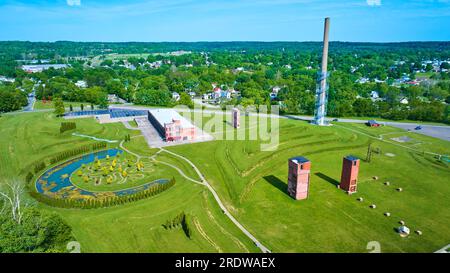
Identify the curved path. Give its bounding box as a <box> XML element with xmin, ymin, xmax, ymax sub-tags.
<box><xmin>120</xmin><ymin>141</ymin><xmax>270</xmax><ymax>252</ymax></box>
<box><xmin>160</xmin><ymin>148</ymin><xmax>271</xmax><ymax>253</ymax></box>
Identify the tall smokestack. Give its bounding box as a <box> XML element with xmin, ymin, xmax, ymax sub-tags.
<box><xmin>313</xmin><ymin>17</ymin><xmax>330</xmax><ymax>126</ymax></box>
<box><xmin>321</xmin><ymin>17</ymin><xmax>330</xmax><ymax>76</ymax></box>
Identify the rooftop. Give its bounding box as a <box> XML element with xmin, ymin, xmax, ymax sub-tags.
<box><xmin>149</xmin><ymin>109</ymin><xmax>194</xmax><ymax>129</ymax></box>
<box><xmin>345</xmin><ymin>155</ymin><xmax>359</xmax><ymax>161</ymax></box>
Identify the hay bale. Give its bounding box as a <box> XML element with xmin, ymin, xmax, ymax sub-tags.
<box><xmin>357</xmin><ymin>197</ymin><xmax>364</xmax><ymax>202</ymax></box>
<box><xmin>384</xmin><ymin>212</ymin><xmax>391</xmax><ymax>217</ymax></box>
<box><xmin>397</xmin><ymin>188</ymin><xmax>403</xmax><ymax>192</ymax></box>
<box><xmin>415</xmin><ymin>230</ymin><xmax>422</xmax><ymax>235</ymax></box>
<box><xmin>384</xmin><ymin>182</ymin><xmax>390</xmax><ymax>186</ymax></box>
<box><xmin>373</xmin><ymin>176</ymin><xmax>379</xmax><ymax>180</ymax></box>
<box><xmin>399</xmin><ymin>220</ymin><xmax>405</xmax><ymax>225</ymax></box>
<box><xmin>370</xmin><ymin>204</ymin><xmax>376</xmax><ymax>209</ymax></box>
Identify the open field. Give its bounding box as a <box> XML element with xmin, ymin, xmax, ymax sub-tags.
<box><xmin>33</xmin><ymin>100</ymin><xmax>97</xmax><ymax>110</ymax></box>
<box><xmin>167</xmin><ymin>115</ymin><xmax>450</xmax><ymax>252</ymax></box>
<box><xmin>0</xmin><ymin>112</ymin><xmax>259</xmax><ymax>253</ymax></box>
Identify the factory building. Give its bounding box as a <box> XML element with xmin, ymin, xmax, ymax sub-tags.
<box><xmin>340</xmin><ymin>156</ymin><xmax>360</xmax><ymax>194</ymax></box>
<box><xmin>287</xmin><ymin>156</ymin><xmax>311</xmax><ymax>200</ymax></box>
<box><xmin>148</xmin><ymin>109</ymin><xmax>196</xmax><ymax>142</ymax></box>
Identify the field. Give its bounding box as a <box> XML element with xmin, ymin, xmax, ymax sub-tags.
<box><xmin>33</xmin><ymin>100</ymin><xmax>96</xmax><ymax>110</ymax></box>
<box><xmin>0</xmin><ymin>112</ymin><xmax>259</xmax><ymax>253</ymax></box>
<box><xmin>168</xmin><ymin>114</ymin><xmax>450</xmax><ymax>252</ymax></box>
<box><xmin>0</xmin><ymin>110</ymin><xmax>449</xmax><ymax>253</ymax></box>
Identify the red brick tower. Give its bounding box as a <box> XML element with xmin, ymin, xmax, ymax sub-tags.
<box><xmin>287</xmin><ymin>156</ymin><xmax>311</xmax><ymax>200</ymax></box>
<box><xmin>232</xmin><ymin>108</ymin><xmax>240</xmax><ymax>129</ymax></box>
<box><xmin>340</xmin><ymin>155</ymin><xmax>360</xmax><ymax>194</ymax></box>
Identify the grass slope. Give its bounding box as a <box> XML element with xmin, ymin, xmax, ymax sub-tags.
<box><xmin>0</xmin><ymin>112</ymin><xmax>259</xmax><ymax>253</ymax></box>
<box><xmin>167</xmin><ymin>117</ymin><xmax>450</xmax><ymax>252</ymax></box>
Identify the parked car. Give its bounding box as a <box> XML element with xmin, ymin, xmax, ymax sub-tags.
<box><xmin>415</xmin><ymin>126</ymin><xmax>422</xmax><ymax>130</ymax></box>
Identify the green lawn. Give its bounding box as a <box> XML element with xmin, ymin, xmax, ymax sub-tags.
<box><xmin>1</xmin><ymin>111</ymin><xmax>449</xmax><ymax>253</ymax></box>
<box><xmin>33</xmin><ymin>100</ymin><xmax>96</xmax><ymax>110</ymax></box>
<box><xmin>0</xmin><ymin>112</ymin><xmax>259</xmax><ymax>253</ymax></box>
<box><xmin>167</xmin><ymin>116</ymin><xmax>450</xmax><ymax>253</ymax></box>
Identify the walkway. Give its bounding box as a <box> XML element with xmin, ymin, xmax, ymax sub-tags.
<box><xmin>160</xmin><ymin>148</ymin><xmax>271</xmax><ymax>253</ymax></box>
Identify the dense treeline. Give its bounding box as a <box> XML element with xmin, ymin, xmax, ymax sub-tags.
<box><xmin>0</xmin><ymin>41</ymin><xmax>449</xmax><ymax>122</ymax></box>
<box><xmin>49</xmin><ymin>143</ymin><xmax>107</xmax><ymax>165</ymax></box>
<box><xmin>29</xmin><ymin>177</ymin><xmax>176</xmax><ymax>209</ymax></box>
<box><xmin>0</xmin><ymin>84</ymin><xmax>28</xmax><ymax>113</ymax></box>
<box><xmin>0</xmin><ymin>207</ymin><xmax>73</xmax><ymax>253</ymax></box>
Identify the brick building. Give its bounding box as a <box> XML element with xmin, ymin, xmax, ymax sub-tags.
<box><xmin>148</xmin><ymin>109</ymin><xmax>196</xmax><ymax>142</ymax></box>
<box><xmin>287</xmin><ymin>156</ymin><xmax>311</xmax><ymax>200</ymax></box>
<box><xmin>340</xmin><ymin>155</ymin><xmax>360</xmax><ymax>194</ymax></box>
<box><xmin>232</xmin><ymin>108</ymin><xmax>240</xmax><ymax>129</ymax></box>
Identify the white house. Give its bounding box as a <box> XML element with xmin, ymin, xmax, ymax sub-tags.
<box><xmin>0</xmin><ymin>76</ymin><xmax>15</xmax><ymax>83</ymax></box>
<box><xmin>75</xmin><ymin>80</ymin><xmax>88</xmax><ymax>88</ymax></box>
<box><xmin>356</xmin><ymin>77</ymin><xmax>370</xmax><ymax>84</ymax></box>
<box><xmin>370</xmin><ymin>91</ymin><xmax>379</xmax><ymax>99</ymax></box>
<box><xmin>399</xmin><ymin>97</ymin><xmax>409</xmax><ymax>105</ymax></box>
<box><xmin>203</xmin><ymin>93</ymin><xmax>212</xmax><ymax>100</ymax></box>
<box><xmin>272</xmin><ymin>86</ymin><xmax>281</xmax><ymax>94</ymax></box>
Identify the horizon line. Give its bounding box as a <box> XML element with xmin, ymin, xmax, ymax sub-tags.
<box><xmin>1</xmin><ymin>40</ymin><xmax>450</xmax><ymax>44</ymax></box>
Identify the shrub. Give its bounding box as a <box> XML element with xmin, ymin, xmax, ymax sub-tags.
<box><xmin>30</xmin><ymin>177</ymin><xmax>176</xmax><ymax>209</ymax></box>
<box><xmin>60</xmin><ymin>122</ymin><xmax>76</xmax><ymax>134</ymax></box>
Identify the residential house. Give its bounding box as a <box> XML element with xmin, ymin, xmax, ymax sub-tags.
<box><xmin>172</xmin><ymin>92</ymin><xmax>181</xmax><ymax>101</ymax></box>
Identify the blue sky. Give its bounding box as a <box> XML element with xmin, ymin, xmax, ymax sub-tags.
<box><xmin>0</xmin><ymin>0</ymin><xmax>449</xmax><ymax>42</ymax></box>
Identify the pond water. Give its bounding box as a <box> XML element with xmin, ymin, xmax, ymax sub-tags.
<box><xmin>36</xmin><ymin>149</ymin><xmax>169</xmax><ymax>200</ymax></box>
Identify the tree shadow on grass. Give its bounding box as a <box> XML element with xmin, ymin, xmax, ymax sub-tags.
<box><xmin>263</xmin><ymin>175</ymin><xmax>287</xmax><ymax>195</ymax></box>
<box><xmin>315</xmin><ymin>172</ymin><xmax>340</xmax><ymax>187</ymax></box>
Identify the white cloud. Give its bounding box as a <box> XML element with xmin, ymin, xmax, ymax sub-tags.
<box><xmin>67</xmin><ymin>0</ymin><xmax>81</xmax><ymax>6</ymax></box>
<box><xmin>366</xmin><ymin>0</ymin><xmax>381</xmax><ymax>6</ymax></box>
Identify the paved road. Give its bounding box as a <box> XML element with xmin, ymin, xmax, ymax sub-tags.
<box><xmin>284</xmin><ymin>115</ymin><xmax>450</xmax><ymax>142</ymax></box>
<box><xmin>22</xmin><ymin>91</ymin><xmax>36</xmax><ymax>112</ymax></box>
<box><xmin>113</xmin><ymin>105</ymin><xmax>450</xmax><ymax>142</ymax></box>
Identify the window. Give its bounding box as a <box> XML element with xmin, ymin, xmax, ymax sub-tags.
<box><xmin>353</xmin><ymin>161</ymin><xmax>357</xmax><ymax>166</ymax></box>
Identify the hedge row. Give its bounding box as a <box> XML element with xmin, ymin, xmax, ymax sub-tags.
<box><xmin>29</xmin><ymin>177</ymin><xmax>175</xmax><ymax>209</ymax></box>
<box><xmin>49</xmin><ymin>142</ymin><xmax>107</xmax><ymax>165</ymax></box>
<box><xmin>163</xmin><ymin>211</ymin><xmax>192</xmax><ymax>238</ymax></box>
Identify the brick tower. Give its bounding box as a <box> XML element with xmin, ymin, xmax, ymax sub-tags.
<box><xmin>340</xmin><ymin>155</ymin><xmax>360</xmax><ymax>194</ymax></box>
<box><xmin>287</xmin><ymin>156</ymin><xmax>311</xmax><ymax>200</ymax></box>
<box><xmin>232</xmin><ymin>108</ymin><xmax>240</xmax><ymax>129</ymax></box>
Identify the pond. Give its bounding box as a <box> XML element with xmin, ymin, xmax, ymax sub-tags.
<box><xmin>36</xmin><ymin>149</ymin><xmax>169</xmax><ymax>200</ymax></box>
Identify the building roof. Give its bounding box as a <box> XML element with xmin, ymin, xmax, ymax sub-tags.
<box><xmin>345</xmin><ymin>155</ymin><xmax>359</xmax><ymax>161</ymax></box>
<box><xmin>22</xmin><ymin>64</ymin><xmax>68</xmax><ymax>70</ymax></box>
<box><xmin>290</xmin><ymin>156</ymin><xmax>309</xmax><ymax>164</ymax></box>
<box><xmin>368</xmin><ymin>120</ymin><xmax>379</xmax><ymax>125</ymax></box>
<box><xmin>149</xmin><ymin>109</ymin><xmax>194</xmax><ymax>129</ymax></box>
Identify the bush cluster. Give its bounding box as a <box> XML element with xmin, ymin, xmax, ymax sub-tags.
<box><xmin>163</xmin><ymin>210</ymin><xmax>192</xmax><ymax>238</ymax></box>
<box><xmin>59</xmin><ymin>122</ymin><xmax>76</xmax><ymax>134</ymax></box>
